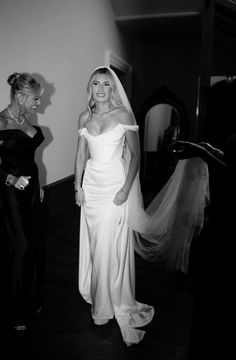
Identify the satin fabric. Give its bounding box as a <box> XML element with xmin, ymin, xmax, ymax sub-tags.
<box><xmin>79</xmin><ymin>123</ymin><xmax>154</xmax><ymax>346</ymax></box>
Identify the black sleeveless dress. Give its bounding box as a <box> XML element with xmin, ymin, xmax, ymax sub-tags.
<box><xmin>0</xmin><ymin>126</ymin><xmax>45</xmax><ymax>327</ymax></box>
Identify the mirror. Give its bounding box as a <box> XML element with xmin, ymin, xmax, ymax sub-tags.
<box><xmin>139</xmin><ymin>86</ymin><xmax>187</xmax><ymax>182</ymax></box>
<box><xmin>143</xmin><ymin>103</ymin><xmax>180</xmax><ymax>179</ymax></box>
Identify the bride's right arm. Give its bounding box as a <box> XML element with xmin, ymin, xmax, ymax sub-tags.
<box><xmin>74</xmin><ymin>112</ymin><xmax>89</xmax><ymax>206</ymax></box>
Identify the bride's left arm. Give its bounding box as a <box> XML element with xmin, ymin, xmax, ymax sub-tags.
<box><xmin>113</xmin><ymin>112</ymin><xmax>140</xmax><ymax>206</ymax></box>
<box><xmin>122</xmin><ymin>129</ymin><xmax>140</xmax><ymax>194</ymax></box>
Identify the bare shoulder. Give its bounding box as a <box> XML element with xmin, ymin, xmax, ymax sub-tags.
<box><xmin>78</xmin><ymin>110</ymin><xmax>90</xmax><ymax>129</ymax></box>
<box><xmin>117</xmin><ymin>107</ymin><xmax>135</xmax><ymax>126</ymax></box>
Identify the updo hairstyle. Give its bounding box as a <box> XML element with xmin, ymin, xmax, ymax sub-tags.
<box><xmin>7</xmin><ymin>72</ymin><xmax>41</xmax><ymax>100</ymax></box>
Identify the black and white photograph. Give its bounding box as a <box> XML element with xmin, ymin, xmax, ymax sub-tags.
<box><xmin>0</xmin><ymin>1</ymin><xmax>235</xmax><ymax>359</ymax></box>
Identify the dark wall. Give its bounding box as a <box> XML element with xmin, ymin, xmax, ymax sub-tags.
<box><xmin>203</xmin><ymin>27</ymin><xmax>236</xmax><ymax>147</ymax></box>
<box><xmin>212</xmin><ymin>27</ymin><xmax>236</xmax><ymax>75</ymax></box>
<box><xmin>132</xmin><ymin>36</ymin><xmax>202</xmax><ymax>141</ymax></box>
<box><xmin>43</xmin><ymin>176</ymin><xmax>79</xmax><ymax>236</ymax></box>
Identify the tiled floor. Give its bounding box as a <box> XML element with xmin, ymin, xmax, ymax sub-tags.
<box><xmin>1</xmin><ymin>183</ymin><xmax>195</xmax><ymax>360</ymax></box>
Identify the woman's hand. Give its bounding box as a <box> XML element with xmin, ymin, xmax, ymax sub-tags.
<box><xmin>113</xmin><ymin>189</ymin><xmax>128</xmax><ymax>206</ymax></box>
<box><xmin>13</xmin><ymin>175</ymin><xmax>31</xmax><ymax>190</ymax></box>
<box><xmin>75</xmin><ymin>188</ymin><xmax>85</xmax><ymax>207</ymax></box>
<box><xmin>169</xmin><ymin>141</ymin><xmax>207</xmax><ymax>160</ymax></box>
<box><xmin>198</xmin><ymin>142</ymin><xmax>224</xmax><ymax>159</ymax></box>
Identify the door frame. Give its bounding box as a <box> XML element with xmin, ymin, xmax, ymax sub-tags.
<box><xmin>105</xmin><ymin>49</ymin><xmax>133</xmax><ymax>99</ymax></box>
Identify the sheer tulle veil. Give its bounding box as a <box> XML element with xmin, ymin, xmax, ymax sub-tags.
<box><xmin>92</xmin><ymin>66</ymin><xmax>209</xmax><ymax>273</ymax></box>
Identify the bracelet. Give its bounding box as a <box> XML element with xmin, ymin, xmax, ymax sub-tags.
<box><xmin>5</xmin><ymin>174</ymin><xmax>12</xmax><ymax>186</ymax></box>
<box><xmin>74</xmin><ymin>181</ymin><xmax>82</xmax><ymax>192</ymax></box>
<box><xmin>121</xmin><ymin>188</ymin><xmax>129</xmax><ymax>194</ymax></box>
<box><xmin>74</xmin><ymin>186</ymin><xmax>83</xmax><ymax>192</ymax></box>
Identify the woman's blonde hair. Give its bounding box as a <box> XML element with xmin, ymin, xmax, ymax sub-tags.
<box><xmin>7</xmin><ymin>72</ymin><xmax>41</xmax><ymax>100</ymax></box>
<box><xmin>86</xmin><ymin>67</ymin><xmax>123</xmax><ymax>115</ymax></box>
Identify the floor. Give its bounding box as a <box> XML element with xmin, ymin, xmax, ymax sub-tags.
<box><xmin>1</xmin><ymin>182</ymin><xmax>195</xmax><ymax>360</ymax></box>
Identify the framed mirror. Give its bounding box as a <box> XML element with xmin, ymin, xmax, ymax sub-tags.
<box><xmin>138</xmin><ymin>86</ymin><xmax>187</xmax><ymax>182</ymax></box>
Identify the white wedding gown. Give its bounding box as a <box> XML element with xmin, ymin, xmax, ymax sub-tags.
<box><xmin>78</xmin><ymin>123</ymin><xmax>154</xmax><ymax>345</ymax></box>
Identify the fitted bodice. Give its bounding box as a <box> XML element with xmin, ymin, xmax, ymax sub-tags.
<box><xmin>0</xmin><ymin>126</ymin><xmax>44</xmax><ymax>177</ymax></box>
<box><xmin>79</xmin><ymin>123</ymin><xmax>138</xmax><ymax>163</ymax></box>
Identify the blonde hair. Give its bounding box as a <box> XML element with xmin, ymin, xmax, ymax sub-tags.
<box><xmin>7</xmin><ymin>72</ymin><xmax>41</xmax><ymax>100</ymax></box>
<box><xmin>86</xmin><ymin>67</ymin><xmax>123</xmax><ymax>116</ymax></box>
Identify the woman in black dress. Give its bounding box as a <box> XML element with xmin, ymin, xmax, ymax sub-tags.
<box><xmin>0</xmin><ymin>72</ymin><xmax>45</xmax><ymax>332</ymax></box>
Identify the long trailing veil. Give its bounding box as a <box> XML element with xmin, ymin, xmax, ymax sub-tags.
<box><xmin>94</xmin><ymin>66</ymin><xmax>209</xmax><ymax>274</ymax></box>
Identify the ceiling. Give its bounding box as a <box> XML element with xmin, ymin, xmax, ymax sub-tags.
<box><xmin>110</xmin><ymin>0</ymin><xmax>205</xmax><ymax>18</ymax></box>
<box><xmin>109</xmin><ymin>0</ymin><xmax>236</xmax><ymax>41</ymax></box>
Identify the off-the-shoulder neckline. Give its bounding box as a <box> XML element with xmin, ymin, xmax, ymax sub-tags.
<box><xmin>81</xmin><ymin>123</ymin><xmax>138</xmax><ymax>137</ymax></box>
<box><xmin>0</xmin><ymin>125</ymin><xmax>39</xmax><ymax>139</ymax></box>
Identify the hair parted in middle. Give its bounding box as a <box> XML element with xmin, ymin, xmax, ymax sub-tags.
<box><xmin>86</xmin><ymin>67</ymin><xmax>124</xmax><ymax>114</ymax></box>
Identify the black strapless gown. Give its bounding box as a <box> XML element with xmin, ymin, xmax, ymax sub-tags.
<box><xmin>0</xmin><ymin>126</ymin><xmax>45</xmax><ymax>327</ymax></box>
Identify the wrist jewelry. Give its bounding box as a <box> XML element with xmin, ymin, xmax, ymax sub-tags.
<box><xmin>74</xmin><ymin>186</ymin><xmax>82</xmax><ymax>192</ymax></box>
<box><xmin>121</xmin><ymin>188</ymin><xmax>129</xmax><ymax>194</ymax></box>
<box><xmin>74</xmin><ymin>181</ymin><xmax>82</xmax><ymax>191</ymax></box>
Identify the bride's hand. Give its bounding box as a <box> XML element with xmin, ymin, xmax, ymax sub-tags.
<box><xmin>75</xmin><ymin>188</ymin><xmax>85</xmax><ymax>207</ymax></box>
<box><xmin>113</xmin><ymin>189</ymin><xmax>128</xmax><ymax>206</ymax></box>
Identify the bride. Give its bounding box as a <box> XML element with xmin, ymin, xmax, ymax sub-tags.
<box><xmin>74</xmin><ymin>66</ymin><xmax>209</xmax><ymax>346</ymax></box>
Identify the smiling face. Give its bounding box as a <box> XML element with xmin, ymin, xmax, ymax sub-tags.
<box><xmin>91</xmin><ymin>73</ymin><xmax>113</xmax><ymax>104</ymax></box>
<box><xmin>17</xmin><ymin>88</ymin><xmax>43</xmax><ymax>114</ymax></box>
